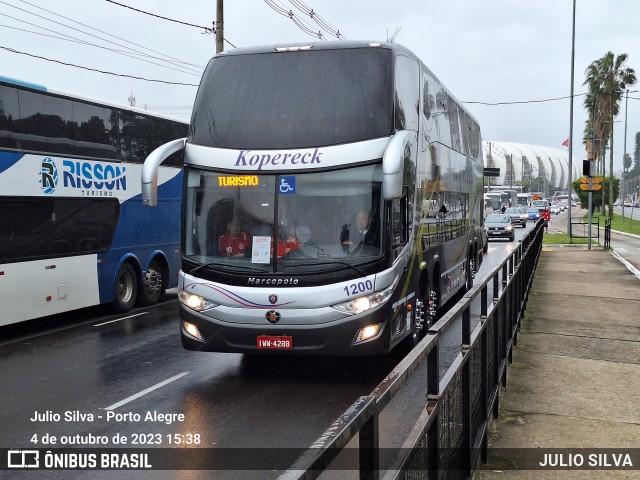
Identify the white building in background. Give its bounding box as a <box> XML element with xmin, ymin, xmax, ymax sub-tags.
<box><xmin>482</xmin><ymin>141</ymin><xmax>581</xmax><ymax>195</ymax></box>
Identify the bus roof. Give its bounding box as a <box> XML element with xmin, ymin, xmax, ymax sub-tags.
<box><xmin>0</xmin><ymin>75</ymin><xmax>186</xmax><ymax>124</ymax></box>
<box><xmin>217</xmin><ymin>40</ymin><xmax>413</xmax><ymax>58</ymax></box>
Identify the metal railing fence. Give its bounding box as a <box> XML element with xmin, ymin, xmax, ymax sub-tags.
<box><xmin>281</xmin><ymin>221</ymin><xmax>545</xmax><ymax>480</ymax></box>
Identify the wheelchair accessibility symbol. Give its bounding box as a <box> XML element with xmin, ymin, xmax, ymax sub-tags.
<box><xmin>279</xmin><ymin>176</ymin><xmax>296</xmax><ymax>194</ymax></box>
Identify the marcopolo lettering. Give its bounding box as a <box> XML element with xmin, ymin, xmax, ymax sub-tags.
<box><xmin>247</xmin><ymin>277</ymin><xmax>299</xmax><ymax>285</ymax></box>
<box><xmin>235</xmin><ymin>149</ymin><xmax>322</xmax><ymax>170</ymax></box>
<box><xmin>62</xmin><ymin>160</ymin><xmax>127</xmax><ymax>191</ymax></box>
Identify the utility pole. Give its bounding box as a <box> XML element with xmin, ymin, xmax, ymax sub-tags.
<box><xmin>216</xmin><ymin>0</ymin><xmax>224</xmax><ymax>54</ymax></box>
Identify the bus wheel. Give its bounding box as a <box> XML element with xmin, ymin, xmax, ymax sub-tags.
<box><xmin>114</xmin><ymin>262</ymin><xmax>137</xmax><ymax>312</ymax></box>
<box><xmin>140</xmin><ymin>258</ymin><xmax>165</xmax><ymax>306</ymax></box>
<box><xmin>407</xmin><ymin>298</ymin><xmax>425</xmax><ymax>350</ymax></box>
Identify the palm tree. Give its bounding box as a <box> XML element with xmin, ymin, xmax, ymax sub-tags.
<box><xmin>583</xmin><ymin>52</ymin><xmax>636</xmax><ymax>217</ymax></box>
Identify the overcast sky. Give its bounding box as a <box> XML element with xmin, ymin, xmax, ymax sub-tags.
<box><xmin>2</xmin><ymin>0</ymin><xmax>639</xmax><ymax>175</ymax></box>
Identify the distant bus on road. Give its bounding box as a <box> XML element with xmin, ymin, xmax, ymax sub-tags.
<box><xmin>0</xmin><ymin>76</ymin><xmax>189</xmax><ymax>325</ymax></box>
<box><xmin>531</xmin><ymin>199</ymin><xmax>550</xmax><ymax>211</ymax></box>
<box><xmin>516</xmin><ymin>193</ymin><xmax>532</xmax><ymax>207</ymax></box>
<box><xmin>486</xmin><ymin>189</ymin><xmax>516</xmax><ymax>212</ymax></box>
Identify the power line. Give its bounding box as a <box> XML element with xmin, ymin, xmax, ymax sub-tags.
<box><xmin>105</xmin><ymin>0</ymin><xmax>213</xmax><ymax>32</ymax></box>
<box><xmin>462</xmin><ymin>92</ymin><xmax>640</xmax><ymax>106</ymax></box>
<box><xmin>287</xmin><ymin>0</ymin><xmax>345</xmax><ymax>39</ymax></box>
<box><xmin>15</xmin><ymin>0</ymin><xmax>204</xmax><ymax>68</ymax></box>
<box><xmin>105</xmin><ymin>0</ymin><xmax>237</xmax><ymax>49</ymax></box>
<box><xmin>0</xmin><ymin>45</ymin><xmax>199</xmax><ymax>86</ymax></box>
<box><xmin>0</xmin><ymin>0</ymin><xmax>203</xmax><ymax>75</ymax></box>
<box><xmin>0</xmin><ymin>20</ymin><xmax>202</xmax><ymax>76</ymax></box>
<box><xmin>264</xmin><ymin>0</ymin><xmax>325</xmax><ymax>40</ymax></box>
<box><xmin>461</xmin><ymin>92</ymin><xmax>588</xmax><ymax>106</ymax></box>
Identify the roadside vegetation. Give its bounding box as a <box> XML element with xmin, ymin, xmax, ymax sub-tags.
<box><xmin>583</xmin><ymin>210</ymin><xmax>640</xmax><ymax>236</ymax></box>
<box><xmin>541</xmin><ymin>209</ymin><xmax>640</xmax><ymax>244</ymax></box>
<box><xmin>542</xmin><ymin>233</ymin><xmax>590</xmax><ymax>245</ymax></box>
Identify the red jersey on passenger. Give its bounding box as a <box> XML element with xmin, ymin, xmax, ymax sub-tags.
<box><xmin>219</xmin><ymin>218</ymin><xmax>251</xmax><ymax>257</ymax></box>
<box><xmin>276</xmin><ymin>237</ymin><xmax>299</xmax><ymax>258</ymax></box>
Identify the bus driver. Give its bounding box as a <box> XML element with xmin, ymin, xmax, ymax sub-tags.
<box><xmin>341</xmin><ymin>208</ymin><xmax>378</xmax><ymax>253</ymax></box>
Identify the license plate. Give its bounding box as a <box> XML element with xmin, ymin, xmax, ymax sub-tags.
<box><xmin>256</xmin><ymin>335</ymin><xmax>293</xmax><ymax>349</ymax></box>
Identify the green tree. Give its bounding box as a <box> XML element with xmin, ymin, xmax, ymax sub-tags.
<box><xmin>633</xmin><ymin>132</ymin><xmax>640</xmax><ymax>175</ymax></box>
<box><xmin>583</xmin><ymin>52</ymin><xmax>636</xmax><ymax>218</ymax></box>
<box><xmin>573</xmin><ymin>176</ymin><xmax>619</xmax><ymax>214</ymax></box>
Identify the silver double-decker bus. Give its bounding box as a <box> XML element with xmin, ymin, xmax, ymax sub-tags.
<box><xmin>142</xmin><ymin>41</ymin><xmax>485</xmax><ymax>355</ymax></box>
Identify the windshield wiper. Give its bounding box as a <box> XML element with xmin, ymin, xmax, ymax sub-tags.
<box><xmin>189</xmin><ymin>262</ymin><xmax>269</xmax><ymax>276</ymax></box>
<box><xmin>281</xmin><ymin>260</ymin><xmax>366</xmax><ymax>277</ymax></box>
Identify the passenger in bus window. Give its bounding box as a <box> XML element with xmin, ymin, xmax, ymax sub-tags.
<box><xmin>218</xmin><ymin>217</ymin><xmax>251</xmax><ymax>257</ymax></box>
<box><xmin>274</xmin><ymin>223</ymin><xmax>300</xmax><ymax>258</ymax></box>
<box><xmin>341</xmin><ymin>208</ymin><xmax>378</xmax><ymax>253</ymax></box>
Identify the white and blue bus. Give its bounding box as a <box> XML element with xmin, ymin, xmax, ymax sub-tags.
<box><xmin>143</xmin><ymin>41</ymin><xmax>485</xmax><ymax>355</ymax></box>
<box><xmin>0</xmin><ymin>76</ymin><xmax>188</xmax><ymax>325</ymax></box>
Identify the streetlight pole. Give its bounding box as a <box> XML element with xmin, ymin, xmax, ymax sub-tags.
<box><xmin>623</xmin><ymin>90</ymin><xmax>629</xmax><ymax>220</ymax></box>
<box><xmin>567</xmin><ymin>0</ymin><xmax>576</xmax><ymax>238</ymax></box>
<box><xmin>588</xmin><ymin>100</ymin><xmax>595</xmax><ymax>251</ymax></box>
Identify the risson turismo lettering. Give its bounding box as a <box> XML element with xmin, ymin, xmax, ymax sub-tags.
<box><xmin>62</xmin><ymin>160</ymin><xmax>126</xmax><ymax>190</ymax></box>
<box><xmin>235</xmin><ymin>149</ymin><xmax>322</xmax><ymax>170</ymax></box>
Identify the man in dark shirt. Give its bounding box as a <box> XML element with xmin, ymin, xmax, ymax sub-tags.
<box><xmin>341</xmin><ymin>208</ymin><xmax>378</xmax><ymax>254</ymax></box>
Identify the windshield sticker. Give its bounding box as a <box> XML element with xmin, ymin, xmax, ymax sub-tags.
<box><xmin>278</xmin><ymin>176</ymin><xmax>296</xmax><ymax>194</ymax></box>
<box><xmin>252</xmin><ymin>236</ymin><xmax>271</xmax><ymax>264</ymax></box>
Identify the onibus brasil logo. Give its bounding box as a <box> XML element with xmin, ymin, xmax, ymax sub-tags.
<box><xmin>39</xmin><ymin>158</ymin><xmax>126</xmax><ymax>195</ymax></box>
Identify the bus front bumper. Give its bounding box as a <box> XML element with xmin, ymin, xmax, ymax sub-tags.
<box><xmin>178</xmin><ymin>304</ymin><xmax>395</xmax><ymax>356</ymax></box>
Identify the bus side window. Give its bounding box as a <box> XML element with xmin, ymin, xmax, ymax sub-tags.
<box><xmin>392</xmin><ymin>188</ymin><xmax>410</xmax><ymax>252</ymax></box>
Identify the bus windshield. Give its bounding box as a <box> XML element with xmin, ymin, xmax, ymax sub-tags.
<box><xmin>184</xmin><ymin>164</ymin><xmax>383</xmax><ymax>272</ymax></box>
<box><xmin>189</xmin><ymin>47</ymin><xmax>393</xmax><ymax>149</ymax></box>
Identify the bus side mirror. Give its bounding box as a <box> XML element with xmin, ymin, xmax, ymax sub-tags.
<box><xmin>141</xmin><ymin>138</ymin><xmax>186</xmax><ymax>207</ymax></box>
<box><xmin>383</xmin><ymin>130</ymin><xmax>416</xmax><ymax>200</ymax></box>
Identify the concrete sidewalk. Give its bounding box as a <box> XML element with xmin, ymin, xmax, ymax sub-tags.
<box><xmin>477</xmin><ymin>247</ymin><xmax>640</xmax><ymax>479</ymax></box>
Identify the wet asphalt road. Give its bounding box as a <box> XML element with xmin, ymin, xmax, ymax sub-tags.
<box><xmin>0</xmin><ymin>225</ymin><xmax>531</xmax><ymax>480</ymax></box>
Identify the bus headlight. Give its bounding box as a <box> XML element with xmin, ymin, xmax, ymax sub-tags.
<box><xmin>178</xmin><ymin>288</ymin><xmax>217</xmax><ymax>311</ymax></box>
<box><xmin>183</xmin><ymin>321</ymin><xmax>204</xmax><ymax>341</ymax></box>
<box><xmin>354</xmin><ymin>323</ymin><xmax>381</xmax><ymax>343</ymax></box>
<box><xmin>332</xmin><ymin>278</ymin><xmax>398</xmax><ymax>315</ymax></box>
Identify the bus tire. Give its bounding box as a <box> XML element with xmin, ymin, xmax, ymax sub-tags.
<box><xmin>139</xmin><ymin>258</ymin><xmax>165</xmax><ymax>306</ymax></box>
<box><xmin>400</xmin><ymin>280</ymin><xmax>430</xmax><ymax>353</ymax></box>
<box><xmin>114</xmin><ymin>262</ymin><xmax>137</xmax><ymax>313</ymax></box>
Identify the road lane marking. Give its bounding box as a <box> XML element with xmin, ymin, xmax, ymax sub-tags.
<box><xmin>103</xmin><ymin>372</ymin><xmax>190</xmax><ymax>410</ymax></box>
<box><xmin>93</xmin><ymin>312</ymin><xmax>148</xmax><ymax>327</ymax></box>
<box><xmin>611</xmin><ymin>250</ymin><xmax>640</xmax><ymax>280</ymax></box>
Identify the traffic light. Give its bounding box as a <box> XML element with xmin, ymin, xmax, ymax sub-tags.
<box><xmin>582</xmin><ymin>159</ymin><xmax>591</xmax><ymax>177</ymax></box>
